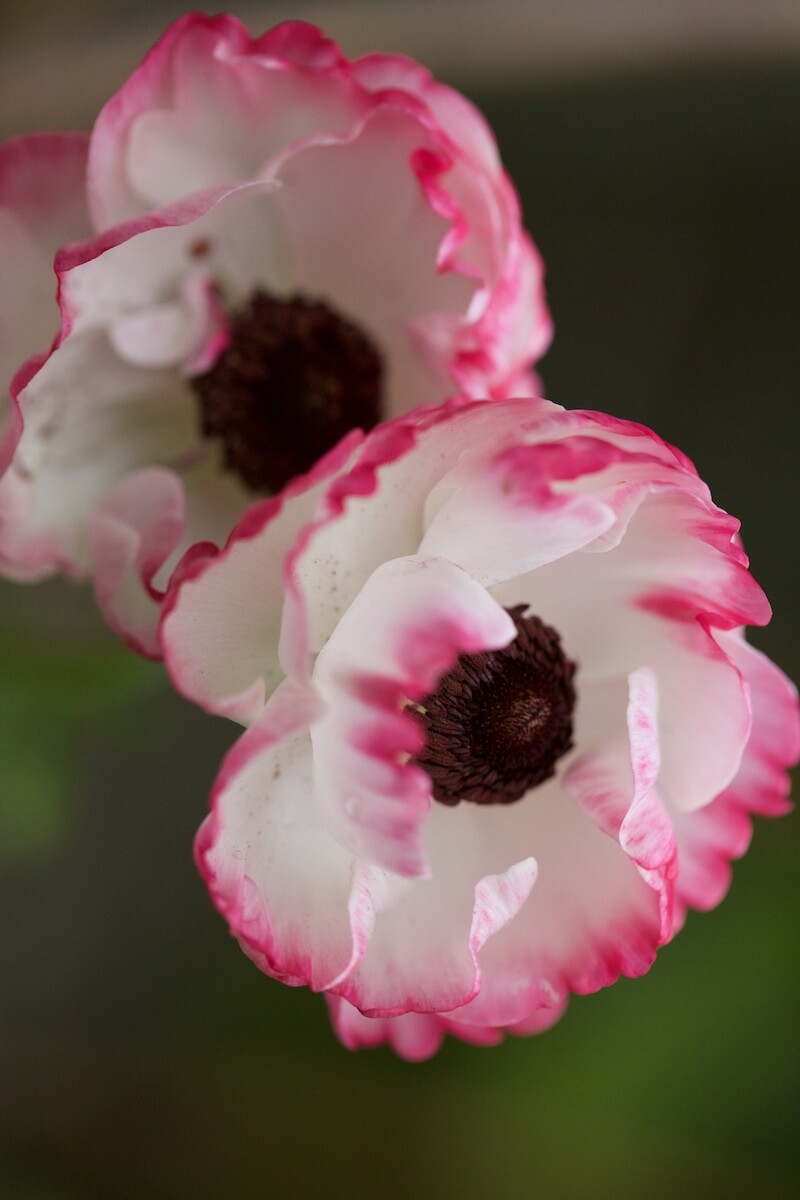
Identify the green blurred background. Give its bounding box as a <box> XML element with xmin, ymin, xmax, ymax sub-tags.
<box><xmin>0</xmin><ymin>3</ymin><xmax>798</xmax><ymax>1198</ymax></box>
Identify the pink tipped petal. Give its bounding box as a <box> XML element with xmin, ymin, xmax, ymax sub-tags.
<box><xmin>286</xmin><ymin>399</ymin><xmax>563</xmax><ymax>665</ymax></box>
<box><xmin>1</xmin><ymin>331</ymin><xmax>197</xmax><ymax>578</ymax></box>
<box><xmin>448</xmin><ymin>229</ymin><xmax>553</xmax><ymax>400</ymax></box>
<box><xmin>196</xmin><ymin>681</ymin><xmax>359</xmax><ymax>990</ymax></box>
<box><xmin>326</xmin><ymin>990</ymin><xmax>567</xmax><ymax>1058</ymax></box>
<box><xmin>88</xmin><ymin>14</ymin><xmax>250</xmax><ymax>225</ymax></box>
<box><xmin>566</xmin><ymin>668</ymin><xmax>677</xmax><ymax>943</ymax></box>
<box><xmin>650</xmin><ymin>617</ymin><xmax>751</xmax><ymax>813</ymax></box>
<box><xmin>162</xmin><ymin>497</ymin><xmax>303</xmax><ymax>721</ymax></box>
<box><xmin>95</xmin><ymin>454</ymin><xmax>249</xmax><ymax>660</ymax></box>
<box><xmin>453</xmin><ymin>787</ymin><xmax>663</xmax><ymax>1025</ymax></box>
<box><xmin>268</xmin><ymin>105</ymin><xmax>477</xmax><ymax>412</ymax></box>
<box><xmin>350</xmin><ymin>53</ymin><xmax>500</xmax><ymax>173</ymax></box>
<box><xmin>311</xmin><ymin>555</ymin><xmax>516</xmax><ymax>877</ymax></box>
<box><xmin>321</xmin><ymin>862</ymin><xmax>415</xmax><ymax>994</ymax></box>
<box><xmin>670</xmin><ymin>638</ymin><xmax>799</xmax><ymax>919</ymax></box>
<box><xmin>350</xmin><ymin>53</ymin><xmax>552</xmax><ymax>391</ymax></box>
<box><xmin>326</xmin><ymin>995</ymin><xmax>507</xmax><ymax>1059</ymax></box>
<box><xmin>480</xmin><ymin>229</ymin><xmax>553</xmax><ymax>390</ymax></box>
<box><xmin>89</xmin><ymin>467</ymin><xmax>186</xmax><ymax>657</ymax></box>
<box><xmin>88</xmin><ymin>450</ymin><xmax>250</xmax><ymax>657</ymax></box>
<box><xmin>420</xmin><ymin>437</ymin><xmax>625</xmax><ymax>586</ymax></box>
<box><xmin>257</xmin><ymin>21</ymin><xmax>346</xmax><ymax>68</ymax></box>
<box><xmin>327</xmin><ymin>995</ymin><xmax>448</xmax><ymax>1061</ymax></box>
<box><xmin>161</xmin><ymin>457</ymin><xmax>345</xmax><ymax>721</ymax></box>
<box><xmin>507</xmin><ymin>996</ymin><xmax>569</xmax><ymax>1036</ymax></box>
<box><xmin>469</xmin><ymin>858</ymin><xmax>539</xmax><ymax>973</ymax></box>
<box><xmin>335</xmin><ymin>839</ymin><xmax>536</xmax><ymax>1017</ymax></box>
<box><xmin>89</xmin><ymin>16</ymin><xmax>361</xmax><ymax>225</ymax></box>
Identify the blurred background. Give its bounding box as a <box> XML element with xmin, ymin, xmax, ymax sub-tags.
<box><xmin>0</xmin><ymin>2</ymin><xmax>798</xmax><ymax>1197</ymax></box>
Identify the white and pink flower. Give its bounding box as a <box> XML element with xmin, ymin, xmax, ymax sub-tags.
<box><xmin>161</xmin><ymin>398</ymin><xmax>798</xmax><ymax>1060</ymax></box>
<box><xmin>0</xmin><ymin>14</ymin><xmax>551</xmax><ymax>654</ymax></box>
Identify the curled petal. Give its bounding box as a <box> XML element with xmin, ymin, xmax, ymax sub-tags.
<box><xmin>670</xmin><ymin>637</ymin><xmax>799</xmax><ymax>922</ymax></box>
<box><xmin>327</xmin><ymin>988</ymin><xmax>568</xmax><ymax>1061</ymax></box>
<box><xmin>326</xmin><ymin>995</ymin><xmax>501</xmax><ymax>1061</ymax></box>
<box><xmin>162</xmin><ymin>429</ymin><xmax>362</xmax><ymax>721</ymax></box>
<box><xmin>90</xmin><ymin>467</ymin><xmax>187</xmax><ymax>657</ymax></box>
<box><xmin>332</xmin><ymin>847</ymin><xmax>537</xmax><ymax>1017</ymax></box>
<box><xmin>420</xmin><ymin>436</ymin><xmax>627</xmax><ymax>586</ymax></box>
<box><xmin>89</xmin><ymin>16</ymin><xmax>358</xmax><ymax>226</ymax></box>
<box><xmin>195</xmin><ymin>680</ymin><xmax>356</xmax><ymax>991</ymax></box>
<box><xmin>311</xmin><ymin>554</ymin><xmax>516</xmax><ymax>877</ymax></box>
<box><xmin>566</xmin><ymin>668</ymin><xmax>677</xmax><ymax>945</ymax></box>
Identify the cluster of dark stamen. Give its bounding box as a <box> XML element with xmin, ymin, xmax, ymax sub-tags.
<box><xmin>413</xmin><ymin>606</ymin><xmax>576</xmax><ymax>806</ymax></box>
<box><xmin>192</xmin><ymin>289</ymin><xmax>383</xmax><ymax>493</ymax></box>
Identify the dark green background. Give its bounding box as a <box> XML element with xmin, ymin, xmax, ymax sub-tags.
<box><xmin>0</xmin><ymin>32</ymin><xmax>798</xmax><ymax>1200</ymax></box>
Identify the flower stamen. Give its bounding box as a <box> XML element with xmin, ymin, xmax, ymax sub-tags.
<box><xmin>414</xmin><ymin>606</ymin><xmax>576</xmax><ymax>806</ymax></box>
<box><xmin>191</xmin><ymin>289</ymin><xmax>383</xmax><ymax>492</ymax></box>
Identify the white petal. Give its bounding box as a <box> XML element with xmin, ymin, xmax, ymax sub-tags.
<box><xmin>197</xmin><ymin>683</ymin><xmax>356</xmax><ymax>991</ymax></box>
<box><xmin>4</xmin><ymin>331</ymin><xmax>197</xmax><ymax>573</ymax></box>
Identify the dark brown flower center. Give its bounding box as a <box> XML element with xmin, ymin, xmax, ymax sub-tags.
<box><xmin>413</xmin><ymin>607</ymin><xmax>576</xmax><ymax>806</ymax></box>
<box><xmin>191</xmin><ymin>289</ymin><xmax>384</xmax><ymax>492</ymax></box>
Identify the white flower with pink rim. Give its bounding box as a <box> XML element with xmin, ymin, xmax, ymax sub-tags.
<box><xmin>0</xmin><ymin>14</ymin><xmax>551</xmax><ymax>655</ymax></box>
<box><xmin>161</xmin><ymin>397</ymin><xmax>799</xmax><ymax>1060</ymax></box>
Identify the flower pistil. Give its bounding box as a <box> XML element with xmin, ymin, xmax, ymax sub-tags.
<box><xmin>413</xmin><ymin>606</ymin><xmax>577</xmax><ymax>806</ymax></box>
<box><xmin>192</xmin><ymin>288</ymin><xmax>384</xmax><ymax>492</ymax></box>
